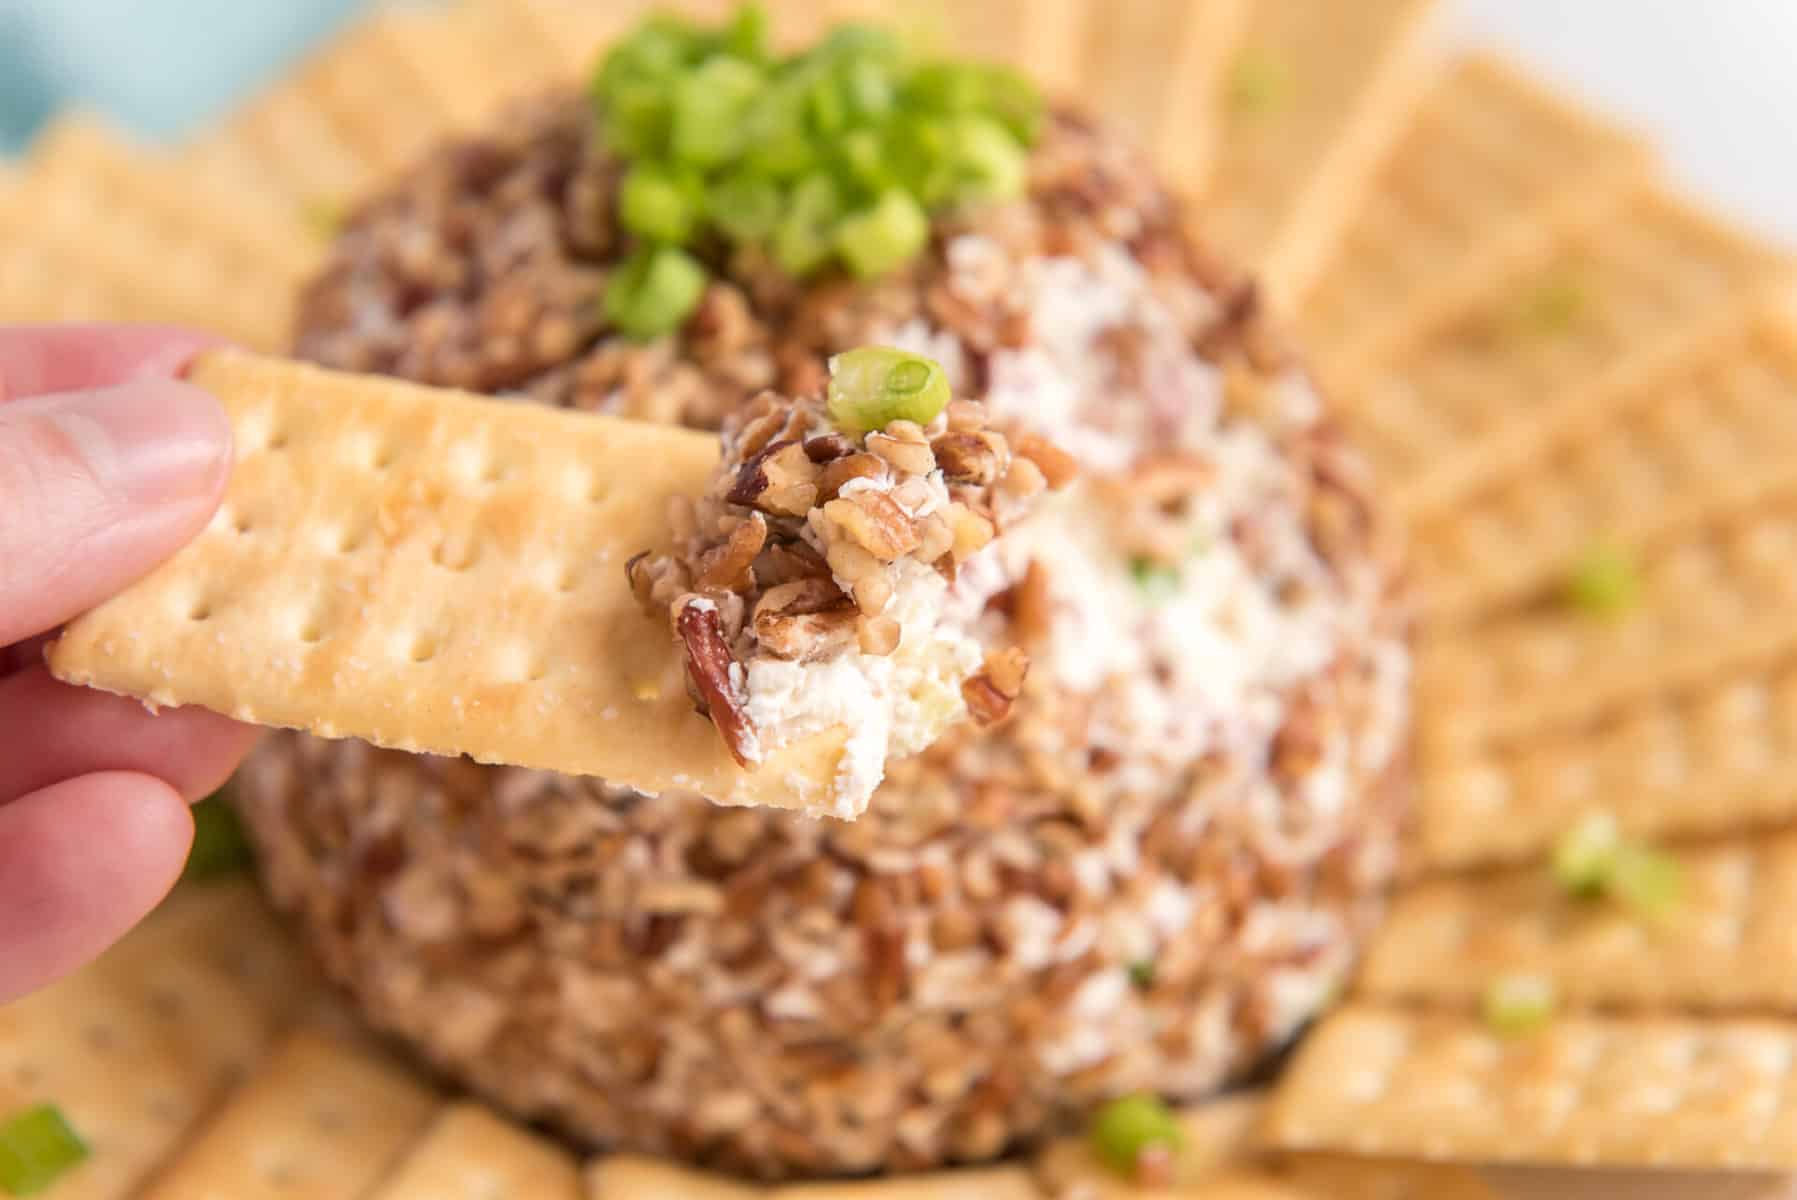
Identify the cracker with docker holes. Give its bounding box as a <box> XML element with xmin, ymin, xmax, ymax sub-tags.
<box><xmin>1195</xmin><ymin>0</ymin><xmax>1441</xmax><ymax>310</ymax></box>
<box><xmin>1418</xmin><ymin>644</ymin><xmax>1797</xmax><ymax>872</ymax></box>
<box><xmin>47</xmin><ymin>350</ymin><xmax>991</xmax><ymax>814</ymax></box>
<box><xmin>1413</xmin><ymin>301</ymin><xmax>1797</xmax><ymax>625</ymax></box>
<box><xmin>1363</xmin><ymin>829</ymin><xmax>1797</xmax><ymax>1014</ymax></box>
<box><xmin>1333</xmin><ymin>182</ymin><xmax>1786</xmax><ymax>520</ymax></box>
<box><xmin>371</xmin><ymin>1104</ymin><xmax>582</xmax><ymax>1200</ymax></box>
<box><xmin>1265</xmin><ymin>1004</ymin><xmax>1797</xmax><ymax>1170</ymax></box>
<box><xmin>1417</xmin><ymin>482</ymin><xmax>1797</xmax><ymax>754</ymax></box>
<box><xmin>136</xmin><ymin>1029</ymin><xmax>439</xmax><ymax>1200</ymax></box>
<box><xmin>1297</xmin><ymin>53</ymin><xmax>1650</xmax><ymax>371</ymax></box>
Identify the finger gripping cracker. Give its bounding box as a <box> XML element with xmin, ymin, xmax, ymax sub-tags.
<box><xmin>46</xmin><ymin>349</ymin><xmax>854</xmax><ymax>812</ymax></box>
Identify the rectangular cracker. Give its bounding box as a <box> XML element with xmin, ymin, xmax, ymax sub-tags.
<box><xmin>0</xmin><ymin>182</ymin><xmax>129</xmax><ymax>323</ymax></box>
<box><xmin>1417</xmin><ymin>484</ymin><xmax>1797</xmax><ymax>753</ymax></box>
<box><xmin>1264</xmin><ymin>1004</ymin><xmax>1797</xmax><ymax>1169</ymax></box>
<box><xmin>1195</xmin><ymin>0</ymin><xmax>1441</xmax><ymax>310</ymax></box>
<box><xmin>0</xmin><ymin>881</ymin><xmax>299</xmax><ymax>1200</ymax></box>
<box><xmin>770</xmin><ymin>1167</ymin><xmax>1038</xmax><ymax>1199</ymax></box>
<box><xmin>136</xmin><ymin>1029</ymin><xmax>439</xmax><ymax>1200</ymax></box>
<box><xmin>371</xmin><ymin>1103</ymin><xmax>582</xmax><ymax>1199</ymax></box>
<box><xmin>1297</xmin><ymin>53</ymin><xmax>1650</xmax><ymax>370</ymax></box>
<box><xmin>1363</xmin><ymin>829</ymin><xmax>1797</xmax><ymax>1013</ymax></box>
<box><xmin>1416</xmin><ymin>645</ymin><xmax>1797</xmax><ymax>871</ymax></box>
<box><xmin>48</xmin><ymin>350</ymin><xmax>853</xmax><ymax>810</ymax></box>
<box><xmin>1334</xmin><ymin>183</ymin><xmax>1786</xmax><ymax>518</ymax></box>
<box><xmin>381</xmin><ymin>0</ymin><xmax>579</xmax><ymax>136</ymax></box>
<box><xmin>1414</xmin><ymin>301</ymin><xmax>1797</xmax><ymax>625</ymax></box>
<box><xmin>586</xmin><ymin>1155</ymin><xmax>765</xmax><ymax>1200</ymax></box>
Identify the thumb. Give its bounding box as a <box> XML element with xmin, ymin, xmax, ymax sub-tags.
<box><xmin>0</xmin><ymin>380</ymin><xmax>232</xmax><ymax>647</ymax></box>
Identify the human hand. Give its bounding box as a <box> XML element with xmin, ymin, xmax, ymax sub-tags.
<box><xmin>0</xmin><ymin>325</ymin><xmax>260</xmax><ymax>1004</ymax></box>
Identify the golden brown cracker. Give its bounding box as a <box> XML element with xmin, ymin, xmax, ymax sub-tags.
<box><xmin>1364</xmin><ymin>830</ymin><xmax>1797</xmax><ymax>1013</ymax></box>
<box><xmin>372</xmin><ymin>1103</ymin><xmax>582</xmax><ymax>1199</ymax></box>
<box><xmin>48</xmin><ymin>350</ymin><xmax>857</xmax><ymax>811</ymax></box>
<box><xmin>1417</xmin><ymin>646</ymin><xmax>1797</xmax><ymax>871</ymax></box>
<box><xmin>1336</xmin><ymin>184</ymin><xmax>1786</xmax><ymax>518</ymax></box>
<box><xmin>1413</xmin><ymin>302</ymin><xmax>1797</xmax><ymax>625</ymax></box>
<box><xmin>136</xmin><ymin>1029</ymin><xmax>439</xmax><ymax>1200</ymax></box>
<box><xmin>1298</xmin><ymin>53</ymin><xmax>1650</xmax><ymax>368</ymax></box>
<box><xmin>770</xmin><ymin>1167</ymin><xmax>1038</xmax><ymax>1199</ymax></box>
<box><xmin>586</xmin><ymin>1155</ymin><xmax>765</xmax><ymax>1199</ymax></box>
<box><xmin>1265</xmin><ymin>1004</ymin><xmax>1797</xmax><ymax>1169</ymax></box>
<box><xmin>1197</xmin><ymin>0</ymin><xmax>1441</xmax><ymax>310</ymax></box>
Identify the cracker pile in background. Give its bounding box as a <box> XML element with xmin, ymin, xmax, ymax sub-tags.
<box><xmin>4</xmin><ymin>0</ymin><xmax>1797</xmax><ymax>1196</ymax></box>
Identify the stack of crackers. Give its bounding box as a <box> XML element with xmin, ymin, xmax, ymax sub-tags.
<box><xmin>5</xmin><ymin>0</ymin><xmax>1797</xmax><ymax>1196</ymax></box>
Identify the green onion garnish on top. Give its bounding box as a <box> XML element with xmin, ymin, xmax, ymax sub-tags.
<box><xmin>589</xmin><ymin>3</ymin><xmax>1043</xmax><ymax>338</ymax></box>
<box><xmin>1481</xmin><ymin>974</ymin><xmax>1555</xmax><ymax>1036</ymax></box>
<box><xmin>182</xmin><ymin>788</ymin><xmax>254</xmax><ymax>882</ymax></box>
<box><xmin>1551</xmin><ymin>811</ymin><xmax>1621</xmax><ymax>899</ymax></box>
<box><xmin>1565</xmin><ymin>540</ymin><xmax>1639</xmax><ymax>618</ymax></box>
<box><xmin>826</xmin><ymin>346</ymin><xmax>952</xmax><ymax>432</ymax></box>
<box><xmin>1227</xmin><ymin>49</ymin><xmax>1294</xmax><ymax>117</ymax></box>
<box><xmin>1089</xmin><ymin>1094</ymin><xmax>1183</xmax><ymax>1179</ymax></box>
<box><xmin>1550</xmin><ymin>812</ymin><xmax>1683</xmax><ymax>918</ymax></box>
<box><xmin>1129</xmin><ymin>557</ymin><xmax>1182</xmax><ymax>605</ymax></box>
<box><xmin>0</xmin><ymin>1106</ymin><xmax>89</xmax><ymax>1197</ymax></box>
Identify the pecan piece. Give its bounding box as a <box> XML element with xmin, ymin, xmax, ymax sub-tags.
<box><xmin>1014</xmin><ymin>434</ymin><xmax>1078</xmax><ymax>489</ymax></box>
<box><xmin>931</xmin><ymin>431</ymin><xmax>1003</xmax><ymax>485</ymax></box>
<box><xmin>823</xmin><ymin>493</ymin><xmax>920</xmax><ymax>561</ymax></box>
<box><xmin>693</xmin><ymin>513</ymin><xmax>768</xmax><ymax>592</ymax></box>
<box><xmin>677</xmin><ymin>599</ymin><xmax>760</xmax><ymax>767</ymax></box>
<box><xmin>962</xmin><ymin>646</ymin><xmax>1029</xmax><ymax>726</ymax></box>
<box><xmin>727</xmin><ymin>440</ymin><xmax>820</xmax><ymax>518</ymax></box>
<box><xmin>752</xmin><ymin>578</ymin><xmax>859</xmax><ymax>661</ymax></box>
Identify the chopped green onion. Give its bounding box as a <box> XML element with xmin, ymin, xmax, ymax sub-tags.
<box><xmin>1129</xmin><ymin>557</ymin><xmax>1182</xmax><ymax>605</ymax></box>
<box><xmin>1228</xmin><ymin>50</ymin><xmax>1294</xmax><ymax>116</ymax></box>
<box><xmin>619</xmin><ymin>164</ymin><xmax>702</xmax><ymax>243</ymax></box>
<box><xmin>1565</xmin><ymin>541</ymin><xmax>1639</xmax><ymax>618</ymax></box>
<box><xmin>774</xmin><ymin>175</ymin><xmax>844</xmax><ymax>276</ymax></box>
<box><xmin>1481</xmin><ymin>974</ymin><xmax>1555</xmax><ymax>1036</ymax></box>
<box><xmin>1609</xmin><ymin>845</ymin><xmax>1684</xmax><ymax>919</ymax></box>
<box><xmin>826</xmin><ymin>346</ymin><xmax>952</xmax><ymax>432</ymax></box>
<box><xmin>949</xmin><ymin>114</ymin><xmax>1028</xmax><ymax>201</ymax></box>
<box><xmin>1519</xmin><ymin>276</ymin><xmax>1587</xmax><ymax>333</ymax></box>
<box><xmin>835</xmin><ymin>190</ymin><xmax>929</xmax><ymax>278</ymax></box>
<box><xmin>1089</xmin><ymin>1094</ymin><xmax>1183</xmax><ymax>1178</ymax></box>
<box><xmin>672</xmin><ymin>56</ymin><xmax>766</xmax><ymax>167</ymax></box>
<box><xmin>604</xmin><ymin>246</ymin><xmax>708</xmax><ymax>340</ymax></box>
<box><xmin>1551</xmin><ymin>811</ymin><xmax>1620</xmax><ymax>899</ymax></box>
<box><xmin>1128</xmin><ymin>959</ymin><xmax>1155</xmax><ymax>989</ymax></box>
<box><xmin>717</xmin><ymin>2</ymin><xmax>770</xmax><ymax>62</ymax></box>
<box><xmin>183</xmin><ymin>789</ymin><xmax>254</xmax><ymax>882</ymax></box>
<box><xmin>302</xmin><ymin>199</ymin><xmax>345</xmax><ymax>240</ymax></box>
<box><xmin>0</xmin><ymin>1106</ymin><xmax>89</xmax><ymax>1197</ymax></box>
<box><xmin>707</xmin><ymin>173</ymin><xmax>783</xmax><ymax>242</ymax></box>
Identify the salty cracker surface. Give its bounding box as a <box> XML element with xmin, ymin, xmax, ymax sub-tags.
<box><xmin>1363</xmin><ymin>830</ymin><xmax>1797</xmax><ymax>1013</ymax></box>
<box><xmin>48</xmin><ymin>350</ymin><xmax>858</xmax><ymax>810</ymax></box>
<box><xmin>372</xmin><ymin>1103</ymin><xmax>582</xmax><ymax>1200</ymax></box>
<box><xmin>1266</xmin><ymin>1004</ymin><xmax>1797</xmax><ymax>1169</ymax></box>
<box><xmin>1417</xmin><ymin>646</ymin><xmax>1797</xmax><ymax>872</ymax></box>
<box><xmin>135</xmin><ymin>1029</ymin><xmax>440</xmax><ymax>1200</ymax></box>
<box><xmin>586</xmin><ymin>1156</ymin><xmax>765</xmax><ymax>1199</ymax></box>
<box><xmin>1298</xmin><ymin>53</ymin><xmax>1650</xmax><ymax>370</ymax></box>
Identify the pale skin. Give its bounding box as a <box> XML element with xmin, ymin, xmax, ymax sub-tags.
<box><xmin>0</xmin><ymin>325</ymin><xmax>259</xmax><ymax>1004</ymax></box>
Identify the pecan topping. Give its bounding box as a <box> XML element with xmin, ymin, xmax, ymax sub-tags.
<box><xmin>961</xmin><ymin>646</ymin><xmax>1029</xmax><ymax>726</ymax></box>
<box><xmin>823</xmin><ymin>494</ymin><xmax>920</xmax><ymax>562</ymax></box>
<box><xmin>676</xmin><ymin>599</ymin><xmax>759</xmax><ymax>767</ymax></box>
<box><xmin>931</xmin><ymin>431</ymin><xmax>1003</xmax><ymax>485</ymax></box>
<box><xmin>693</xmin><ymin>513</ymin><xmax>768</xmax><ymax>592</ymax></box>
<box><xmin>727</xmin><ymin>440</ymin><xmax>820</xmax><ymax>517</ymax></box>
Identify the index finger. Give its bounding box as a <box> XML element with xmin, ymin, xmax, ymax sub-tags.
<box><xmin>0</xmin><ymin>324</ymin><xmax>222</xmax><ymax>403</ymax></box>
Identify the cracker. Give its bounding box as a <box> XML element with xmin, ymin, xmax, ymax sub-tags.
<box><xmin>1413</xmin><ymin>302</ymin><xmax>1797</xmax><ymax>624</ymax></box>
<box><xmin>769</xmin><ymin>1166</ymin><xmax>1038</xmax><ymax>1199</ymax></box>
<box><xmin>382</xmin><ymin>0</ymin><xmax>578</xmax><ymax>135</ymax></box>
<box><xmin>1298</xmin><ymin>53</ymin><xmax>1650</xmax><ymax>369</ymax></box>
<box><xmin>1334</xmin><ymin>183</ymin><xmax>1787</xmax><ymax>518</ymax></box>
<box><xmin>1417</xmin><ymin>645</ymin><xmax>1797</xmax><ymax>871</ymax></box>
<box><xmin>136</xmin><ymin>1029</ymin><xmax>439</xmax><ymax>1200</ymax></box>
<box><xmin>0</xmin><ymin>187</ymin><xmax>125</xmax><ymax>323</ymax></box>
<box><xmin>585</xmin><ymin>1155</ymin><xmax>764</xmax><ymax>1200</ymax></box>
<box><xmin>1195</xmin><ymin>0</ymin><xmax>1441</xmax><ymax>310</ymax></box>
<box><xmin>1417</xmin><ymin>483</ymin><xmax>1797</xmax><ymax>753</ymax></box>
<box><xmin>1364</xmin><ymin>830</ymin><xmax>1797</xmax><ymax>1012</ymax></box>
<box><xmin>48</xmin><ymin>350</ymin><xmax>858</xmax><ymax>811</ymax></box>
<box><xmin>371</xmin><ymin>1103</ymin><xmax>581</xmax><ymax>1199</ymax></box>
<box><xmin>216</xmin><ymin>62</ymin><xmax>376</xmax><ymax>214</ymax></box>
<box><xmin>0</xmin><ymin>881</ymin><xmax>298</xmax><ymax>1200</ymax></box>
<box><xmin>1265</xmin><ymin>1004</ymin><xmax>1797</xmax><ymax>1169</ymax></box>
<box><xmin>280</xmin><ymin>13</ymin><xmax>458</xmax><ymax>178</ymax></box>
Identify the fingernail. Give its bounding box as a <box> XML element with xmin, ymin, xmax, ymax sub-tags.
<box><xmin>16</xmin><ymin>380</ymin><xmax>232</xmax><ymax>511</ymax></box>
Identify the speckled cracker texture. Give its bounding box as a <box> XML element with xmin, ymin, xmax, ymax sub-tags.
<box><xmin>48</xmin><ymin>349</ymin><xmax>851</xmax><ymax>810</ymax></box>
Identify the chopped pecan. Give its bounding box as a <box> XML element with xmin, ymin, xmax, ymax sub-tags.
<box><xmin>752</xmin><ymin>540</ymin><xmax>830</xmax><ymax>588</ymax></box>
<box><xmin>823</xmin><ymin>493</ymin><xmax>920</xmax><ymax>561</ymax></box>
<box><xmin>1014</xmin><ymin>434</ymin><xmax>1078</xmax><ymax>489</ymax></box>
<box><xmin>857</xmin><ymin>615</ymin><xmax>901</xmax><ymax>656</ymax></box>
<box><xmin>962</xmin><ymin>646</ymin><xmax>1029</xmax><ymax>725</ymax></box>
<box><xmin>816</xmin><ymin>452</ymin><xmax>885</xmax><ymax>501</ymax></box>
<box><xmin>931</xmin><ymin>432</ymin><xmax>1003</xmax><ymax>485</ymax></box>
<box><xmin>866</xmin><ymin>428</ymin><xmax>936</xmax><ymax>476</ymax></box>
<box><xmin>751</xmin><ymin>577</ymin><xmax>859</xmax><ymax>662</ymax></box>
<box><xmin>727</xmin><ymin>440</ymin><xmax>820</xmax><ymax>517</ymax></box>
<box><xmin>693</xmin><ymin>513</ymin><xmax>768</xmax><ymax>592</ymax></box>
<box><xmin>803</xmin><ymin>432</ymin><xmax>854</xmax><ymax>463</ymax></box>
<box><xmin>676</xmin><ymin>599</ymin><xmax>759</xmax><ymax>767</ymax></box>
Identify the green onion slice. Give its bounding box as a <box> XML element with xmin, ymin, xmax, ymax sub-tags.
<box><xmin>604</xmin><ymin>246</ymin><xmax>708</xmax><ymax>340</ymax></box>
<box><xmin>1129</xmin><ymin>557</ymin><xmax>1182</xmax><ymax>605</ymax></box>
<box><xmin>1608</xmin><ymin>845</ymin><xmax>1684</xmax><ymax>919</ymax></box>
<box><xmin>1565</xmin><ymin>540</ymin><xmax>1639</xmax><ymax>618</ymax></box>
<box><xmin>826</xmin><ymin>346</ymin><xmax>951</xmax><ymax>432</ymax></box>
<box><xmin>1482</xmin><ymin>974</ymin><xmax>1555</xmax><ymax>1036</ymax></box>
<box><xmin>619</xmin><ymin>164</ymin><xmax>702</xmax><ymax>244</ymax></box>
<box><xmin>834</xmin><ymin>190</ymin><xmax>928</xmax><ymax>279</ymax></box>
<box><xmin>0</xmin><ymin>1106</ymin><xmax>89</xmax><ymax>1197</ymax></box>
<box><xmin>1089</xmin><ymin>1094</ymin><xmax>1183</xmax><ymax>1178</ymax></box>
<box><xmin>1128</xmin><ymin>959</ymin><xmax>1155</xmax><ymax>989</ymax></box>
<box><xmin>1518</xmin><ymin>276</ymin><xmax>1587</xmax><ymax>334</ymax></box>
<box><xmin>1228</xmin><ymin>49</ymin><xmax>1294</xmax><ymax>116</ymax></box>
<box><xmin>1551</xmin><ymin>811</ymin><xmax>1620</xmax><ymax>899</ymax></box>
<box><xmin>183</xmin><ymin>789</ymin><xmax>254</xmax><ymax>882</ymax></box>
